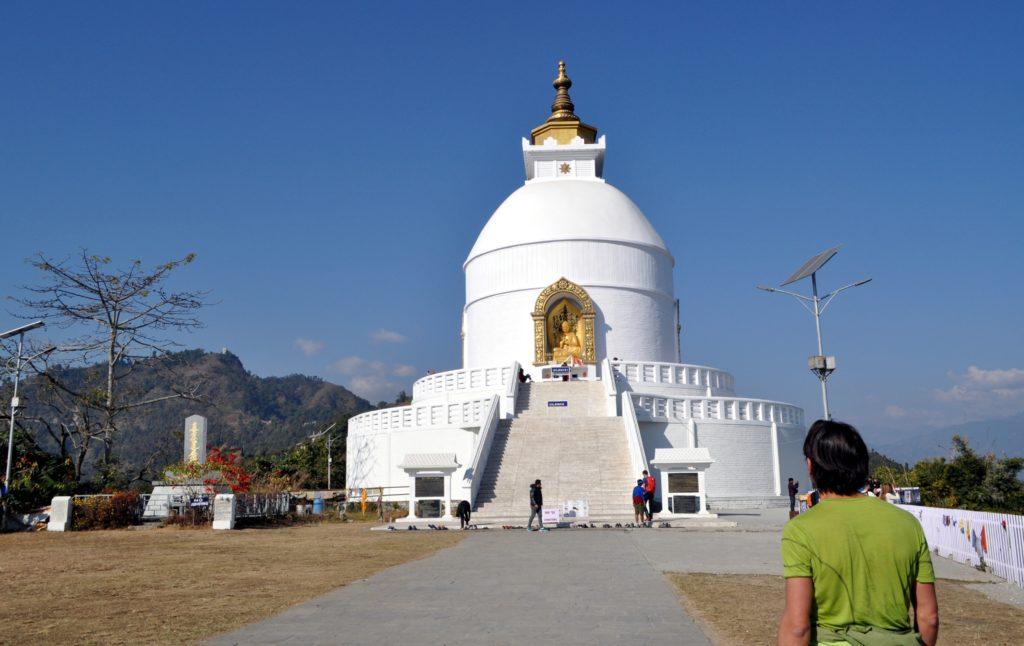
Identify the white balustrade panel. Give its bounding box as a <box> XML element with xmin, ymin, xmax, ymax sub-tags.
<box><xmin>611</xmin><ymin>360</ymin><xmax>735</xmax><ymax>395</ymax></box>
<box><xmin>412</xmin><ymin>365</ymin><xmax>513</xmax><ymax>400</ymax></box>
<box><xmin>349</xmin><ymin>397</ymin><xmax>493</xmax><ymax>435</ymax></box>
<box><xmin>631</xmin><ymin>393</ymin><xmax>804</xmax><ymax>427</ymax></box>
<box><xmin>900</xmin><ymin>504</ymin><xmax>1024</xmax><ymax>589</ymax></box>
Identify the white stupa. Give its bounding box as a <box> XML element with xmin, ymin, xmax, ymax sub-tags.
<box><xmin>347</xmin><ymin>63</ymin><xmax>806</xmax><ymax>522</ymax></box>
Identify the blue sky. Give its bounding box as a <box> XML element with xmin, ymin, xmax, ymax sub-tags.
<box><xmin>1</xmin><ymin>3</ymin><xmax>1022</xmax><ymax>441</ymax></box>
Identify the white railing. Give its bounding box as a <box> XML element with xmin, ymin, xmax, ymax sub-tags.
<box><xmin>504</xmin><ymin>361</ymin><xmax>520</xmax><ymax>419</ymax></box>
<box><xmin>601</xmin><ymin>357</ymin><xmax>619</xmax><ymax>416</ymax></box>
<box><xmin>412</xmin><ymin>364</ymin><xmax>515</xmax><ymax>400</ymax></box>
<box><xmin>464</xmin><ymin>394</ymin><xmax>502</xmax><ymax>507</ymax></box>
<box><xmin>349</xmin><ymin>397</ymin><xmax>494</xmax><ymax>434</ymax></box>
<box><xmin>621</xmin><ymin>392</ymin><xmax>649</xmax><ymax>476</ymax></box>
<box><xmin>631</xmin><ymin>393</ymin><xmax>804</xmax><ymax>427</ymax></box>
<box><xmin>611</xmin><ymin>360</ymin><xmax>735</xmax><ymax>395</ymax></box>
<box><xmin>900</xmin><ymin>504</ymin><xmax>1024</xmax><ymax>589</ymax></box>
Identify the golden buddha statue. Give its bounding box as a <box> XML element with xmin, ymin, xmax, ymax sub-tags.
<box><xmin>552</xmin><ymin>320</ymin><xmax>583</xmax><ymax>364</ymax></box>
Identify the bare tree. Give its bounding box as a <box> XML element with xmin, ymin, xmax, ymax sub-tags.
<box><xmin>9</xmin><ymin>251</ymin><xmax>208</xmax><ymax>477</ymax></box>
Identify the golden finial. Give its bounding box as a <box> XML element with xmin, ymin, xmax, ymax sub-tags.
<box><xmin>530</xmin><ymin>60</ymin><xmax>598</xmax><ymax>145</ymax></box>
<box><xmin>550</xmin><ymin>60</ymin><xmax>575</xmax><ymax>121</ymax></box>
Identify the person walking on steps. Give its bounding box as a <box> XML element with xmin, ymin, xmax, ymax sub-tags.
<box><xmin>642</xmin><ymin>470</ymin><xmax>657</xmax><ymax>523</ymax></box>
<box><xmin>528</xmin><ymin>479</ymin><xmax>547</xmax><ymax>531</ymax></box>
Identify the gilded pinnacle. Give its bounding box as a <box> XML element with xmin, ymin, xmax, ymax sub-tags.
<box><xmin>529</xmin><ymin>60</ymin><xmax>598</xmax><ymax>145</ymax></box>
<box><xmin>549</xmin><ymin>60</ymin><xmax>576</xmax><ymax>121</ymax></box>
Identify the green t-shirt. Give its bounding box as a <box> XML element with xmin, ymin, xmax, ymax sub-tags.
<box><xmin>781</xmin><ymin>496</ymin><xmax>935</xmax><ymax>632</ymax></box>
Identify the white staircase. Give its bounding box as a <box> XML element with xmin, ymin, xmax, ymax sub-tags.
<box><xmin>473</xmin><ymin>381</ymin><xmax>635</xmax><ymax>521</ymax></box>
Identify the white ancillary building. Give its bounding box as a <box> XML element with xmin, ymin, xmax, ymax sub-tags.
<box><xmin>346</xmin><ymin>63</ymin><xmax>806</xmax><ymax>518</ymax></box>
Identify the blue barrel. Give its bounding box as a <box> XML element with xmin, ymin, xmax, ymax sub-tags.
<box><xmin>312</xmin><ymin>497</ymin><xmax>324</xmax><ymax>514</ymax></box>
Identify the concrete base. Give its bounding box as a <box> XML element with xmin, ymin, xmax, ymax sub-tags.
<box><xmin>47</xmin><ymin>496</ymin><xmax>72</xmax><ymax>531</ymax></box>
<box><xmin>707</xmin><ymin>495</ymin><xmax>788</xmax><ymax>510</ymax></box>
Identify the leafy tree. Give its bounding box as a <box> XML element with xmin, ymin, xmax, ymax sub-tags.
<box><xmin>0</xmin><ymin>425</ymin><xmax>75</xmax><ymax>512</ymax></box>
<box><xmin>907</xmin><ymin>435</ymin><xmax>1024</xmax><ymax>513</ymax></box>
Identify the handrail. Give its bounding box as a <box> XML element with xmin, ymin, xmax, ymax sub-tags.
<box><xmin>464</xmin><ymin>394</ymin><xmax>502</xmax><ymax>507</ymax></box>
<box><xmin>504</xmin><ymin>360</ymin><xmax>520</xmax><ymax>418</ymax></box>
<box><xmin>601</xmin><ymin>357</ymin><xmax>619</xmax><ymax>416</ymax></box>
<box><xmin>621</xmin><ymin>392</ymin><xmax>649</xmax><ymax>476</ymax></box>
<box><xmin>630</xmin><ymin>393</ymin><xmax>804</xmax><ymax>427</ymax></box>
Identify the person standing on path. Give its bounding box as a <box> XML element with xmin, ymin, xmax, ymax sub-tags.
<box><xmin>632</xmin><ymin>479</ymin><xmax>646</xmax><ymax>525</ymax></box>
<box><xmin>642</xmin><ymin>470</ymin><xmax>657</xmax><ymax>522</ymax></box>
<box><xmin>528</xmin><ymin>479</ymin><xmax>546</xmax><ymax>531</ymax></box>
<box><xmin>778</xmin><ymin>420</ymin><xmax>939</xmax><ymax>646</ymax></box>
<box><xmin>788</xmin><ymin>477</ymin><xmax>799</xmax><ymax>512</ymax></box>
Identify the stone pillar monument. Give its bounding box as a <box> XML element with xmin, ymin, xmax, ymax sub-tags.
<box><xmin>183</xmin><ymin>414</ymin><xmax>207</xmax><ymax>464</ymax></box>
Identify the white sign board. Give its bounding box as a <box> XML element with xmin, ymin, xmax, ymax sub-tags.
<box><xmin>562</xmin><ymin>499</ymin><xmax>589</xmax><ymax>518</ymax></box>
<box><xmin>542</xmin><ymin>508</ymin><xmax>560</xmax><ymax>525</ymax></box>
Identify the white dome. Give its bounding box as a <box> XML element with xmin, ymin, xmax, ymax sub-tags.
<box><xmin>465</xmin><ymin>180</ymin><xmax>672</xmax><ymax>267</ymax></box>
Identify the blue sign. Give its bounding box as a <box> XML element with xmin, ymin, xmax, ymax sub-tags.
<box><xmin>551</xmin><ymin>366</ymin><xmax>572</xmax><ymax>375</ymax></box>
<box><xmin>548</xmin><ymin>401</ymin><xmax>568</xmax><ymax>407</ymax></box>
<box><xmin>190</xmin><ymin>495</ymin><xmax>210</xmax><ymax>508</ymax></box>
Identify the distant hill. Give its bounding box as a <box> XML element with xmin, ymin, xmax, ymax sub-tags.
<box><xmin>17</xmin><ymin>349</ymin><xmax>372</xmax><ymax>473</ymax></box>
<box><xmin>871</xmin><ymin>412</ymin><xmax>1024</xmax><ymax>464</ymax></box>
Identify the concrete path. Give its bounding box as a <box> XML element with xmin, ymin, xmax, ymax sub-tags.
<box><xmin>210</xmin><ymin>530</ymin><xmax>710</xmax><ymax>645</ymax></box>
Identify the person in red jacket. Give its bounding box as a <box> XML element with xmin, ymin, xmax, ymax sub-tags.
<box><xmin>642</xmin><ymin>470</ymin><xmax>657</xmax><ymax>522</ymax></box>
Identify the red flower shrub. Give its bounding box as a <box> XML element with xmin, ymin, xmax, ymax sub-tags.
<box><xmin>204</xmin><ymin>446</ymin><xmax>253</xmax><ymax>493</ymax></box>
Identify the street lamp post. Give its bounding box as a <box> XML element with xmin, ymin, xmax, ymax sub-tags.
<box><xmin>1</xmin><ymin>321</ymin><xmax>53</xmax><ymax>522</ymax></box>
<box><xmin>309</xmin><ymin>422</ymin><xmax>338</xmax><ymax>490</ymax></box>
<box><xmin>757</xmin><ymin>247</ymin><xmax>871</xmax><ymax>421</ymax></box>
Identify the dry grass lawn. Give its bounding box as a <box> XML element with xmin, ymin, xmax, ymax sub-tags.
<box><xmin>0</xmin><ymin>522</ymin><xmax>462</xmax><ymax>645</ymax></box>
<box><xmin>670</xmin><ymin>572</ymin><xmax>1024</xmax><ymax>645</ymax></box>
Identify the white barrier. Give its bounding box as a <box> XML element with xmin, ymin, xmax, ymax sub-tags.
<box><xmin>900</xmin><ymin>504</ymin><xmax>1024</xmax><ymax>588</ymax></box>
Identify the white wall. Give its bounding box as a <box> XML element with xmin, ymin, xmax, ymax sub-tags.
<box><xmin>464</xmin><ymin>239</ymin><xmax>677</xmax><ymax>370</ymax></box>
<box><xmin>638</xmin><ymin>420</ymin><xmax>805</xmax><ymax>501</ymax></box>
<box><xmin>346</xmin><ymin>426</ymin><xmax>479</xmax><ymax>501</ymax></box>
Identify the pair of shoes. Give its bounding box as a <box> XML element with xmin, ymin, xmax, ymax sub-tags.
<box><xmin>602</xmin><ymin>523</ymin><xmax>612</xmax><ymax>529</ymax></box>
<box><xmin>659</xmin><ymin>522</ymin><xmax>671</xmax><ymax>528</ymax></box>
<box><xmin>540</xmin><ymin>527</ymin><xmax>550</xmax><ymax>532</ymax></box>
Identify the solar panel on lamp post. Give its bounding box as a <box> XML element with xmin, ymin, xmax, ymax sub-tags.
<box><xmin>1</xmin><ymin>321</ymin><xmax>54</xmax><ymax>525</ymax></box>
<box><xmin>756</xmin><ymin>248</ymin><xmax>871</xmax><ymax>421</ymax></box>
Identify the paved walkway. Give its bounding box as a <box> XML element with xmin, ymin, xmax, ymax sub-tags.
<box><xmin>209</xmin><ymin>530</ymin><xmax>710</xmax><ymax>645</ymax></box>
<box><xmin>210</xmin><ymin>509</ymin><xmax>1022</xmax><ymax>644</ymax></box>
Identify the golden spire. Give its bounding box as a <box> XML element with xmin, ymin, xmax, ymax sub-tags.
<box><xmin>549</xmin><ymin>60</ymin><xmax>575</xmax><ymax>120</ymax></box>
<box><xmin>530</xmin><ymin>60</ymin><xmax>597</xmax><ymax>145</ymax></box>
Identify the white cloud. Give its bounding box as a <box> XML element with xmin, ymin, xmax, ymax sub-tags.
<box><xmin>293</xmin><ymin>337</ymin><xmax>325</xmax><ymax>357</ymax></box>
<box><xmin>933</xmin><ymin>366</ymin><xmax>1024</xmax><ymax>416</ymax></box>
<box><xmin>371</xmin><ymin>329</ymin><xmax>407</xmax><ymax>344</ymax></box>
<box><xmin>393</xmin><ymin>364</ymin><xmax>416</xmax><ymax>377</ymax></box>
<box><xmin>329</xmin><ymin>356</ymin><xmax>366</xmax><ymax>375</ymax></box>
<box><xmin>328</xmin><ymin>356</ymin><xmax>415</xmax><ymax>402</ymax></box>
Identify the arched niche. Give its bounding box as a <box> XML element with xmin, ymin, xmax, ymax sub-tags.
<box><xmin>531</xmin><ymin>277</ymin><xmax>597</xmax><ymax>365</ymax></box>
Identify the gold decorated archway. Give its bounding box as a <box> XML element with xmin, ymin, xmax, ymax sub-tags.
<box><xmin>532</xmin><ymin>277</ymin><xmax>597</xmax><ymax>365</ymax></box>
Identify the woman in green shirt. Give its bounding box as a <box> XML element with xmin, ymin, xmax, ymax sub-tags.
<box><xmin>778</xmin><ymin>420</ymin><xmax>939</xmax><ymax>646</ymax></box>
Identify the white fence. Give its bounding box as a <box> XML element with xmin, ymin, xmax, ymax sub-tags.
<box><xmin>631</xmin><ymin>393</ymin><xmax>804</xmax><ymax>427</ymax></box>
<box><xmin>348</xmin><ymin>397</ymin><xmax>494</xmax><ymax>434</ymax></box>
<box><xmin>611</xmin><ymin>360</ymin><xmax>735</xmax><ymax>395</ymax></box>
<box><xmin>900</xmin><ymin>504</ymin><xmax>1024</xmax><ymax>589</ymax></box>
<box><xmin>412</xmin><ymin>365</ymin><xmax>514</xmax><ymax>400</ymax></box>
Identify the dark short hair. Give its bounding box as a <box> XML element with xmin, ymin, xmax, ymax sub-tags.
<box><xmin>637</xmin><ymin>479</ymin><xmax>643</xmax><ymax>485</ymax></box>
<box><xmin>642</xmin><ymin>470</ymin><xmax>648</xmax><ymax>475</ymax></box>
<box><xmin>803</xmin><ymin>420</ymin><xmax>869</xmax><ymax>495</ymax></box>
<box><xmin>535</xmin><ymin>479</ymin><xmax>541</xmax><ymax>485</ymax></box>
<box><xmin>788</xmin><ymin>477</ymin><xmax>794</xmax><ymax>481</ymax></box>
